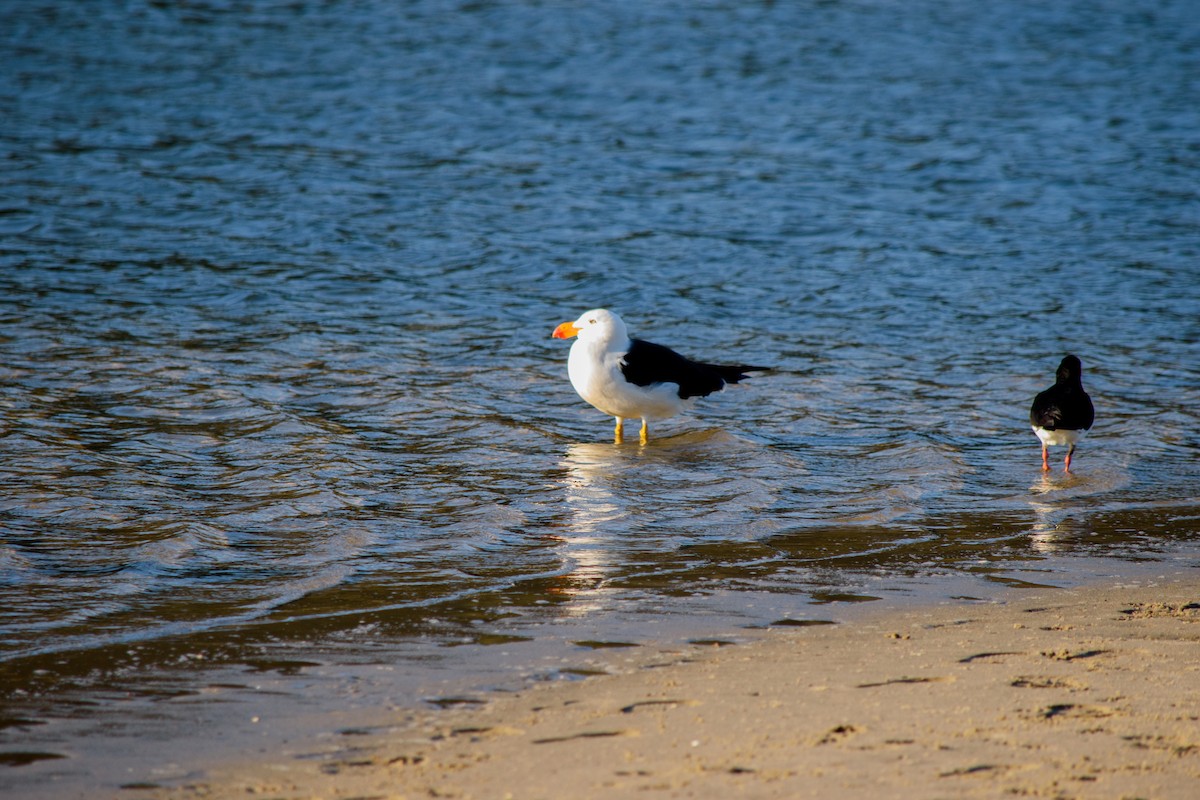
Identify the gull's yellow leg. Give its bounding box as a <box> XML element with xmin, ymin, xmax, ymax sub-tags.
<box><xmin>639</xmin><ymin>419</ymin><xmax>649</xmax><ymax>445</ymax></box>
<box><xmin>614</xmin><ymin>417</ymin><xmax>624</xmax><ymax>443</ymax></box>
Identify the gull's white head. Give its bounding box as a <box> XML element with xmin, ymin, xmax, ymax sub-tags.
<box><xmin>551</xmin><ymin>308</ymin><xmax>628</xmax><ymax>343</ymax></box>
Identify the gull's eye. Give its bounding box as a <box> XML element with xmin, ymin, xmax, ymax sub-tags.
<box><xmin>588</xmin><ymin>318</ymin><xmax>596</xmax><ymax>324</ymax></box>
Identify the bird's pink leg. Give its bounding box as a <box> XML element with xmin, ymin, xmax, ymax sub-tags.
<box><xmin>1064</xmin><ymin>444</ymin><xmax>1075</xmax><ymax>473</ymax></box>
<box><xmin>1041</xmin><ymin>443</ymin><xmax>1050</xmax><ymax>472</ymax></box>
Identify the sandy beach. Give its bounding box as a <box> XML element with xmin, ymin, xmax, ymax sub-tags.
<box><xmin>137</xmin><ymin>577</ymin><xmax>1200</xmax><ymax>800</ymax></box>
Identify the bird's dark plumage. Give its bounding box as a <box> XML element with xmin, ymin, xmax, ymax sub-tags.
<box><xmin>620</xmin><ymin>339</ymin><xmax>770</xmax><ymax>399</ymax></box>
<box><xmin>1030</xmin><ymin>355</ymin><xmax>1094</xmax><ymax>432</ymax></box>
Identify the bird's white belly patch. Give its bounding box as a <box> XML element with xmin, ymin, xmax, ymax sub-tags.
<box><xmin>1033</xmin><ymin>426</ymin><xmax>1086</xmax><ymax>447</ymax></box>
<box><xmin>567</xmin><ymin>347</ymin><xmax>684</xmax><ymax>420</ymax></box>
<box><xmin>586</xmin><ymin>378</ymin><xmax>685</xmax><ymax>420</ymax></box>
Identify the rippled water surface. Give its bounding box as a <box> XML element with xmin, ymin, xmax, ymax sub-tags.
<box><xmin>2</xmin><ymin>0</ymin><xmax>1199</xmax><ymax>792</ymax></box>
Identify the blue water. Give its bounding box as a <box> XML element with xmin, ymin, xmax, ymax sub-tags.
<box><xmin>2</xmin><ymin>0</ymin><xmax>1198</xmax><ymax>793</ymax></box>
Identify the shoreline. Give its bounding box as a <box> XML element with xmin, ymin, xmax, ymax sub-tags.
<box><xmin>137</xmin><ymin>574</ymin><xmax>1200</xmax><ymax>799</ymax></box>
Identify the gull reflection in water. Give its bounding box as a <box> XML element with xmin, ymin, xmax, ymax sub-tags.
<box><xmin>552</xmin><ymin>430</ymin><xmax>783</xmax><ymax>615</ymax></box>
<box><xmin>550</xmin><ymin>441</ymin><xmax>635</xmax><ymax>616</ymax></box>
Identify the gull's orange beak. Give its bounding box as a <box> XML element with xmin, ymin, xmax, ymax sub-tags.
<box><xmin>552</xmin><ymin>321</ymin><xmax>580</xmax><ymax>339</ymax></box>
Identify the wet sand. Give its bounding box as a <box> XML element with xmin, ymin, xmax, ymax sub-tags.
<box><xmin>146</xmin><ymin>578</ymin><xmax>1199</xmax><ymax>799</ymax></box>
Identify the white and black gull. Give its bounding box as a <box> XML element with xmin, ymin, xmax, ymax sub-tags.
<box><xmin>552</xmin><ymin>308</ymin><xmax>770</xmax><ymax>443</ymax></box>
<box><xmin>1029</xmin><ymin>354</ymin><xmax>1095</xmax><ymax>473</ymax></box>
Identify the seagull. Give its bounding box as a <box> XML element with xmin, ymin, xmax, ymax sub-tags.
<box><xmin>551</xmin><ymin>308</ymin><xmax>769</xmax><ymax>444</ymax></box>
<box><xmin>1029</xmin><ymin>354</ymin><xmax>1095</xmax><ymax>473</ymax></box>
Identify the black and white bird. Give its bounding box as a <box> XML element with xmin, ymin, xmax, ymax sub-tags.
<box><xmin>1029</xmin><ymin>354</ymin><xmax>1095</xmax><ymax>473</ymax></box>
<box><xmin>551</xmin><ymin>308</ymin><xmax>769</xmax><ymax>443</ymax></box>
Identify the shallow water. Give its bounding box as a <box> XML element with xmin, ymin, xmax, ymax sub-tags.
<box><xmin>2</xmin><ymin>0</ymin><xmax>1199</xmax><ymax>793</ymax></box>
